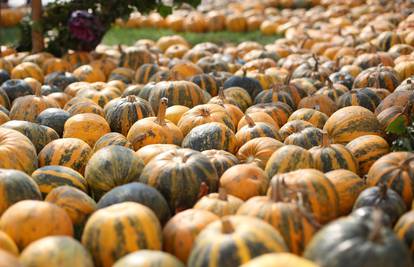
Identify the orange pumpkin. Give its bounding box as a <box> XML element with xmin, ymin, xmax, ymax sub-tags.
<box><xmin>73</xmin><ymin>65</ymin><xmax>106</xmax><ymax>83</ymax></box>
<box><xmin>11</xmin><ymin>62</ymin><xmax>44</xmax><ymax>83</ymax></box>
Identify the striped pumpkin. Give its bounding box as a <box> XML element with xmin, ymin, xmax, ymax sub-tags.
<box><xmin>325</xmin><ymin>169</ymin><xmax>366</xmax><ymax>216</ymax></box>
<box><xmin>366</xmin><ymin>152</ymin><xmax>414</xmax><ymax>207</ymax></box>
<box><xmin>108</xmin><ymin>67</ymin><xmax>135</xmax><ymax>84</ymax></box>
<box><xmin>377</xmin><ymin>105</ymin><xmax>412</xmax><ymax>132</ymax></box>
<box><xmin>20</xmin><ymin>236</ymin><xmax>94</xmax><ymax>267</ymax></box>
<box><xmin>11</xmin><ymin>62</ymin><xmax>44</xmax><ymax>83</ymax></box>
<box><xmin>9</xmin><ymin>93</ymin><xmax>60</xmax><ymax>122</ymax></box>
<box><xmin>0</xmin><ymin>128</ymin><xmax>38</xmax><ymax>174</ymax></box>
<box><xmin>139</xmin><ymin>148</ymin><xmax>218</xmax><ymax>212</ymax></box>
<box><xmin>254</xmin><ymin>85</ymin><xmax>296</xmax><ymax>110</ymax></box>
<box><xmin>92</xmin><ymin>132</ymin><xmax>133</xmax><ymax>154</ymax></box>
<box><xmin>298</xmin><ymin>94</ymin><xmax>337</xmax><ymax>116</ymax></box>
<box><xmin>288</xmin><ymin>108</ymin><xmax>328</xmax><ymax>129</ymax></box>
<box><xmin>236</xmin><ymin>137</ymin><xmax>284</xmax><ymax>169</ymax></box>
<box><xmin>268</xmin><ymin>169</ymin><xmax>340</xmax><ymax>223</ymax></box>
<box><xmin>394</xmin><ymin>210</ymin><xmax>414</xmax><ymax>255</ymax></box>
<box><xmin>189</xmin><ymin>73</ymin><xmax>221</xmax><ymax>97</ymax></box>
<box><xmin>66</xmin><ymin>100</ymin><xmax>105</xmax><ymax>117</ymax></box>
<box><xmin>31</xmin><ymin>165</ymin><xmax>88</xmax><ymax>197</ymax></box>
<box><xmin>323</xmin><ymin>106</ymin><xmax>383</xmax><ymax>144</ymax></box>
<box><xmin>127</xmin><ymin>98</ymin><xmax>183</xmax><ymax>150</ymax></box>
<box><xmin>238</xmin><ymin>179</ymin><xmax>318</xmax><ymax>254</ymax></box>
<box><xmin>280</xmin><ymin>76</ymin><xmax>310</xmax><ymax>106</ymax></box>
<box><xmin>63</xmin><ymin>113</ymin><xmax>111</xmax><ymax>147</ymax></box>
<box><xmin>353</xmin><ymin>66</ymin><xmax>400</xmax><ymax>92</ymax></box>
<box><xmin>0</xmin><ymin>230</ymin><xmax>18</xmax><ymax>255</ymax></box>
<box><xmin>246</xmin><ymin>102</ymin><xmax>293</xmax><ymax>127</ymax></box>
<box><xmin>315</xmin><ymin>79</ymin><xmax>349</xmax><ymax>102</ymax></box>
<box><xmin>0</xmin><ymin>200</ymin><xmax>73</xmax><ymax>250</ymax></box>
<box><xmin>182</xmin><ymin>122</ymin><xmax>237</xmax><ymax>154</ymax></box>
<box><xmin>42</xmin><ymin>58</ymin><xmax>72</xmax><ymax>74</ymax></box>
<box><xmin>72</xmin><ymin>65</ymin><xmax>106</xmax><ymax>83</ymax></box>
<box><xmin>113</xmin><ymin>250</ymin><xmax>185</xmax><ymax>267</ymax></box>
<box><xmin>119</xmin><ymin>47</ymin><xmax>154</xmax><ymax>70</ymax></box>
<box><xmin>337</xmin><ymin>88</ymin><xmax>382</xmax><ymax>112</ymax></box>
<box><xmin>201</xmin><ymin>149</ymin><xmax>239</xmax><ymax>178</ymax></box>
<box><xmin>241</xmin><ymin>253</ymin><xmax>319</xmax><ymax>267</ymax></box>
<box><xmin>279</xmin><ymin>120</ymin><xmax>314</xmax><ymax>141</ymax></box>
<box><xmin>177</xmin><ymin>103</ymin><xmax>235</xmax><ymax>136</ymax></box>
<box><xmin>0</xmin><ymin>87</ymin><xmax>10</xmax><ymax>110</ymax></box>
<box><xmin>134</xmin><ymin>63</ymin><xmax>160</xmax><ymax>84</ymax></box>
<box><xmin>194</xmin><ymin>188</ymin><xmax>244</xmax><ymax>217</ymax></box>
<box><xmin>0</xmin><ymin>111</ymin><xmax>9</xmax><ymax>125</ymax></box>
<box><xmin>375</xmin><ymin>90</ymin><xmax>414</xmax><ymax>115</ymax></box>
<box><xmin>163</xmin><ymin>209</ymin><xmax>219</xmax><ymax>263</ymax></box>
<box><xmin>235</xmin><ymin>115</ymin><xmax>281</xmax><ymax>147</ymax></box>
<box><xmin>76</xmin><ymin>87</ymin><xmax>120</xmax><ymax>108</ymax></box>
<box><xmin>38</xmin><ymin>138</ymin><xmax>92</xmax><ymax>175</ymax></box>
<box><xmin>165</xmin><ymin>105</ymin><xmax>190</xmax><ymax>125</ymax></box>
<box><xmin>81</xmin><ymin>202</ymin><xmax>162</xmax><ymax>267</ymax></box>
<box><xmin>96</xmin><ymin>182</ymin><xmax>170</xmax><ymax>225</ymax></box>
<box><xmin>104</xmin><ymin>95</ymin><xmax>154</xmax><ymax>136</ymax></box>
<box><xmin>1</xmin><ymin>120</ymin><xmax>59</xmax><ymax>153</ymax></box>
<box><xmin>85</xmin><ymin>146</ymin><xmax>144</xmax><ymax>200</ymax></box>
<box><xmin>46</xmin><ymin>92</ymin><xmax>72</xmax><ymax>108</ymax></box>
<box><xmin>90</xmin><ymin>58</ymin><xmax>117</xmax><ymax>79</ymax></box>
<box><xmin>188</xmin><ymin>216</ymin><xmax>288</xmax><ymax>267</ymax></box>
<box><xmin>62</xmin><ymin>51</ymin><xmax>92</xmax><ymax>69</ymax></box>
<box><xmin>45</xmin><ymin>186</ymin><xmax>96</xmax><ymax>240</ymax></box>
<box><xmin>237</xmin><ymin>112</ymin><xmax>279</xmax><ymax>131</ymax></box>
<box><xmin>345</xmin><ymin>135</ymin><xmax>390</xmax><ymax>175</ymax></box>
<box><xmin>135</xmin><ymin>144</ymin><xmax>178</xmax><ymax>165</ymax></box>
<box><xmin>0</xmin><ymin>169</ymin><xmax>41</xmax><ymax>216</ymax></box>
<box><xmin>309</xmin><ymin>133</ymin><xmax>359</xmax><ymax>173</ymax></box>
<box><xmin>375</xmin><ymin>31</ymin><xmax>402</xmax><ymax>51</ymax></box>
<box><xmin>222</xmin><ymin>87</ymin><xmax>253</xmax><ymax>112</ymax></box>
<box><xmin>284</xmin><ymin>127</ymin><xmax>324</xmax><ymax>149</ymax></box>
<box><xmin>265</xmin><ymin>145</ymin><xmax>315</xmax><ymax>178</ymax></box>
<box><xmin>64</xmin><ymin>82</ymin><xmax>94</xmax><ymax>97</ymax></box>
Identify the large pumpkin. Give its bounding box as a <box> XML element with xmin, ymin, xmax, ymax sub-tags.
<box><xmin>0</xmin><ymin>230</ymin><xmax>18</xmax><ymax>255</ymax></box>
<box><xmin>0</xmin><ymin>250</ymin><xmax>24</xmax><ymax>267</ymax></box>
<box><xmin>81</xmin><ymin>202</ymin><xmax>162</xmax><ymax>267</ymax></box>
<box><xmin>139</xmin><ymin>148</ymin><xmax>218</xmax><ymax>212</ymax></box>
<box><xmin>0</xmin><ymin>200</ymin><xmax>73</xmax><ymax>250</ymax></box>
<box><xmin>113</xmin><ymin>250</ymin><xmax>185</xmax><ymax>267</ymax></box>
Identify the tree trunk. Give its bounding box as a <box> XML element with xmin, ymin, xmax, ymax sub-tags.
<box><xmin>31</xmin><ymin>0</ymin><xmax>44</xmax><ymax>53</ymax></box>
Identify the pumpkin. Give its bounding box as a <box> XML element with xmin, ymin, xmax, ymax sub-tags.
<box><xmin>164</xmin><ymin>105</ymin><xmax>189</xmax><ymax>125</ymax></box>
<box><xmin>288</xmin><ymin>108</ymin><xmax>328</xmax><ymax>129</ymax></box>
<box><xmin>63</xmin><ymin>113</ymin><xmax>110</xmax><ymax>147</ymax></box>
<box><xmin>156</xmin><ymin>35</ymin><xmax>189</xmax><ymax>52</ymax></box>
<box><xmin>0</xmin><ymin>87</ymin><xmax>10</xmax><ymax>110</ymax></box>
<box><xmin>134</xmin><ymin>63</ymin><xmax>160</xmax><ymax>84</ymax></box>
<box><xmin>163</xmin><ymin>209</ymin><xmax>219</xmax><ymax>263</ymax></box>
<box><xmin>0</xmin><ymin>230</ymin><xmax>18</xmax><ymax>255</ymax></box>
<box><xmin>241</xmin><ymin>253</ymin><xmax>318</xmax><ymax>267</ymax></box>
<box><xmin>377</xmin><ymin>104</ymin><xmax>412</xmax><ymax>132</ymax></box>
<box><xmin>284</xmin><ymin>126</ymin><xmax>324</xmax><ymax>149</ymax></box>
<box><xmin>323</xmin><ymin>106</ymin><xmax>383</xmax><ymax>144</ymax></box>
<box><xmin>304</xmin><ymin>212</ymin><xmax>413</xmax><ymax>267</ymax></box>
<box><xmin>113</xmin><ymin>250</ymin><xmax>185</xmax><ymax>267</ymax></box>
<box><xmin>219</xmin><ymin>87</ymin><xmax>252</xmax><ymax>112</ymax></box>
<box><xmin>127</xmin><ymin>98</ymin><xmax>183</xmax><ymax>150</ymax></box>
<box><xmin>0</xmin><ymin>200</ymin><xmax>73</xmax><ymax>250</ymax></box>
<box><xmin>119</xmin><ymin>47</ymin><xmax>154</xmax><ymax>70</ymax></box>
<box><xmin>45</xmin><ymin>186</ymin><xmax>96</xmax><ymax>240</ymax></box>
<box><xmin>375</xmin><ymin>90</ymin><xmax>414</xmax><ymax>115</ymax></box>
<box><xmin>64</xmin><ymin>82</ymin><xmax>94</xmax><ymax>97</ymax></box>
<box><xmin>189</xmin><ymin>73</ymin><xmax>221</xmax><ymax>97</ymax></box>
<box><xmin>236</xmin><ymin>137</ymin><xmax>284</xmax><ymax>169</ymax></box>
<box><xmin>188</xmin><ymin>216</ymin><xmax>288</xmax><ymax>267</ymax></box>
<box><xmin>325</xmin><ymin>169</ymin><xmax>366</xmax><ymax>216</ymax></box>
<box><xmin>182</xmin><ymin>122</ymin><xmax>237</xmax><ymax>153</ymax></box>
<box><xmin>9</xmin><ymin>92</ymin><xmax>60</xmax><ymax>122</ymax></box>
<box><xmin>46</xmin><ymin>92</ymin><xmax>71</xmax><ymax>107</ymax></box>
<box><xmin>254</xmin><ymin>85</ymin><xmax>296</xmax><ymax>110</ymax></box>
<box><xmin>44</xmin><ymin>71</ymin><xmax>78</xmax><ymax>91</ymax></box>
<box><xmin>337</xmin><ymin>88</ymin><xmax>382</xmax><ymax>112</ymax></box>
<box><xmin>366</xmin><ymin>152</ymin><xmax>414</xmax><ymax>208</ymax></box>
<box><xmin>76</xmin><ymin>87</ymin><xmax>120</xmax><ymax>108</ymax></box>
<box><xmin>73</xmin><ymin>65</ymin><xmax>106</xmax><ymax>83</ymax></box>
<box><xmin>309</xmin><ymin>132</ymin><xmax>359</xmax><ymax>173</ymax></box>
<box><xmin>62</xmin><ymin>51</ymin><xmax>92</xmax><ymax>69</ymax></box>
<box><xmin>11</xmin><ymin>62</ymin><xmax>44</xmax><ymax>83</ymax></box>
<box><xmin>235</xmin><ymin>115</ymin><xmax>281</xmax><ymax>147</ymax></box>
<box><xmin>353</xmin><ymin>65</ymin><xmax>401</xmax><ymax>92</ymax></box>
<box><xmin>42</xmin><ymin>58</ymin><xmax>72</xmax><ymax>74</ymax></box>
<box><xmin>245</xmin><ymin>102</ymin><xmax>293</xmax><ymax>127</ymax></box>
<box><xmin>394</xmin><ymin>210</ymin><xmax>414</xmax><ymax>255</ymax></box>
<box><xmin>139</xmin><ymin>148</ymin><xmax>218</xmax><ymax>212</ymax></box>
<box><xmin>375</xmin><ymin>31</ymin><xmax>403</xmax><ymax>51</ymax></box>
<box><xmin>90</xmin><ymin>58</ymin><xmax>117</xmax><ymax>79</ymax></box>
<box><xmin>135</xmin><ymin>143</ymin><xmax>178</xmax><ymax>165</ymax></box>
<box><xmin>36</xmin><ymin>108</ymin><xmax>71</xmax><ymax>136</ymax></box>
<box><xmin>66</xmin><ymin>99</ymin><xmax>105</xmax><ymax>117</ymax></box>
<box><xmin>226</xmin><ymin>14</ymin><xmax>247</xmax><ymax>32</ymax></box>
<box><xmin>395</xmin><ymin>61</ymin><xmax>414</xmax><ymax>81</ymax></box>
<box><xmin>0</xmin><ymin>250</ymin><xmax>24</xmax><ymax>267</ymax></box>
<box><xmin>201</xmin><ymin>149</ymin><xmax>239</xmax><ymax>177</ymax></box>
<box><xmin>279</xmin><ymin>119</ymin><xmax>314</xmax><ymax>140</ymax></box>
<box><xmin>92</xmin><ymin>132</ymin><xmax>133</xmax><ymax>153</ymax></box>
<box><xmin>0</xmin><ymin>111</ymin><xmax>9</xmax><ymax>125</ymax></box>
<box><xmin>38</xmin><ymin>138</ymin><xmax>92</xmax><ymax>175</ymax></box>
<box><xmin>298</xmin><ymin>94</ymin><xmax>337</xmax><ymax>116</ymax></box>
<box><xmin>194</xmin><ymin>188</ymin><xmax>244</xmax><ymax>217</ymax></box>
<box><xmin>31</xmin><ymin>165</ymin><xmax>88</xmax><ymax>197</ymax></box>
<box><xmin>97</xmin><ymin>182</ymin><xmax>170</xmax><ymax>225</ymax></box>
<box><xmin>237</xmin><ymin>112</ymin><xmax>279</xmax><ymax>131</ymax></box>
<box><xmin>329</xmin><ymin>71</ymin><xmax>354</xmax><ymax>89</ymax></box>
<box><xmin>0</xmin><ymin>79</ymin><xmax>34</xmax><ymax>103</ymax></box>
<box><xmin>223</xmin><ymin>70</ymin><xmax>264</xmax><ymax>99</ymax></box>
<box><xmin>81</xmin><ymin>202</ymin><xmax>162</xmax><ymax>267</ymax></box>
<box><xmin>345</xmin><ymin>135</ymin><xmax>390</xmax><ymax>175</ymax></box>
<box><xmin>0</xmin><ymin>128</ymin><xmax>38</xmax><ymax>174</ymax></box>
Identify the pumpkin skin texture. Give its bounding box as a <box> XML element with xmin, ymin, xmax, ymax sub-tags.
<box><xmin>241</xmin><ymin>253</ymin><xmax>318</xmax><ymax>267</ymax></box>
<box><xmin>366</xmin><ymin>152</ymin><xmax>414</xmax><ymax>208</ymax></box>
<box><xmin>188</xmin><ymin>216</ymin><xmax>288</xmax><ymax>267</ymax></box>
<box><xmin>284</xmin><ymin>127</ymin><xmax>324</xmax><ymax>149</ymax></box>
<box><xmin>81</xmin><ymin>202</ymin><xmax>162</xmax><ymax>267</ymax></box>
<box><xmin>0</xmin><ymin>88</ymin><xmax>10</xmax><ymax>111</ymax></box>
<box><xmin>268</xmin><ymin>169</ymin><xmax>339</xmax><ymax>223</ymax></box>
<box><xmin>304</xmin><ymin>215</ymin><xmax>413</xmax><ymax>267</ymax></box>
<box><xmin>0</xmin><ymin>230</ymin><xmax>18</xmax><ymax>255</ymax></box>
<box><xmin>113</xmin><ymin>250</ymin><xmax>185</xmax><ymax>267</ymax></box>
<box><xmin>1</xmin><ymin>120</ymin><xmax>59</xmax><ymax>153</ymax></box>
<box><xmin>45</xmin><ymin>186</ymin><xmax>96</xmax><ymax>240</ymax></box>
<box><xmin>194</xmin><ymin>188</ymin><xmax>244</xmax><ymax>217</ymax></box>
<box><xmin>139</xmin><ymin>148</ymin><xmax>218</xmax><ymax>213</ymax></box>
<box><xmin>288</xmin><ymin>108</ymin><xmax>328</xmax><ymax>129</ymax></box>
<box><xmin>0</xmin><ymin>250</ymin><xmax>24</xmax><ymax>267</ymax></box>
<box><xmin>0</xmin><ymin>127</ymin><xmax>38</xmax><ymax>174</ymax></box>
<box><xmin>394</xmin><ymin>210</ymin><xmax>414</xmax><ymax>255</ymax></box>
<box><xmin>0</xmin><ymin>111</ymin><xmax>9</xmax><ymax>126</ymax></box>
<box><xmin>353</xmin><ymin>185</ymin><xmax>407</xmax><ymax>226</ymax></box>
<box><xmin>85</xmin><ymin>146</ymin><xmax>144</xmax><ymax>200</ymax></box>
<box><xmin>92</xmin><ymin>132</ymin><xmax>133</xmax><ymax>153</ymax></box>
<box><xmin>38</xmin><ymin>138</ymin><xmax>92</xmax><ymax>175</ymax></box>
<box><xmin>345</xmin><ymin>135</ymin><xmax>390</xmax><ymax>176</ymax></box>
<box><xmin>66</xmin><ymin>99</ymin><xmax>105</xmax><ymax>117</ymax></box>
<box><xmin>0</xmin><ymin>169</ymin><xmax>42</xmax><ymax>216</ymax></box>
<box><xmin>63</xmin><ymin>113</ymin><xmax>111</xmax><ymax>147</ymax></box>
<box><xmin>9</xmin><ymin>94</ymin><xmax>60</xmax><ymax>122</ymax></box>
<box><xmin>96</xmin><ymin>182</ymin><xmax>171</xmax><ymax>226</ymax></box>
<box><xmin>236</xmin><ymin>137</ymin><xmax>284</xmax><ymax>169</ymax></box>
<box><xmin>182</xmin><ymin>122</ymin><xmax>238</xmax><ymax>154</ymax></box>
<box><xmin>36</xmin><ymin>108</ymin><xmax>71</xmax><ymax>137</ymax></box>
<box><xmin>279</xmin><ymin>120</ymin><xmax>314</xmax><ymax>141</ymax></box>
<box><xmin>20</xmin><ymin>236</ymin><xmax>94</xmax><ymax>267</ymax></box>
<box><xmin>246</xmin><ymin>102</ymin><xmax>293</xmax><ymax>127</ymax></box>
<box><xmin>201</xmin><ymin>149</ymin><xmax>239</xmax><ymax>178</ymax></box>
<box><xmin>31</xmin><ymin>165</ymin><xmax>88</xmax><ymax>197</ymax></box>
<box><xmin>220</xmin><ymin>163</ymin><xmax>269</xmax><ymax>201</ymax></box>
<box><xmin>325</xmin><ymin>169</ymin><xmax>366</xmax><ymax>216</ymax></box>
<box><xmin>104</xmin><ymin>95</ymin><xmax>155</xmax><ymax>136</ymax></box>
<box><xmin>323</xmin><ymin>106</ymin><xmax>383</xmax><ymax>144</ymax></box>
<box><xmin>223</xmin><ymin>73</ymin><xmax>264</xmax><ymax>99</ymax></box>
<box><xmin>235</xmin><ymin>115</ymin><xmax>281</xmax><ymax>147</ymax></box>
<box><xmin>265</xmin><ymin>145</ymin><xmax>315</xmax><ymax>178</ymax></box>
<box><xmin>135</xmin><ymin>144</ymin><xmax>178</xmax><ymax>165</ymax></box>
<box><xmin>0</xmin><ymin>79</ymin><xmax>34</xmax><ymax>103</ymax></box>
<box><xmin>11</xmin><ymin>62</ymin><xmax>44</xmax><ymax>83</ymax></box>
<box><xmin>0</xmin><ymin>200</ymin><xmax>73</xmax><ymax>250</ymax></box>
<box><xmin>337</xmin><ymin>88</ymin><xmax>382</xmax><ymax>112</ymax></box>
<box><xmin>163</xmin><ymin>209</ymin><xmax>219</xmax><ymax>264</ymax></box>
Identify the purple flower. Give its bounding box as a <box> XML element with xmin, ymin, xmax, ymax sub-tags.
<box><xmin>68</xmin><ymin>10</ymin><xmax>105</xmax><ymax>51</ymax></box>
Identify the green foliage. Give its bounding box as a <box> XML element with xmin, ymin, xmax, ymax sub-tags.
<box><xmin>387</xmin><ymin>115</ymin><xmax>414</xmax><ymax>151</ymax></box>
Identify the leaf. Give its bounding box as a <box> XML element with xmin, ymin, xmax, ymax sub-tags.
<box><xmin>386</xmin><ymin>116</ymin><xmax>407</xmax><ymax>135</ymax></box>
<box><xmin>157</xmin><ymin>4</ymin><xmax>173</xmax><ymax>17</ymax></box>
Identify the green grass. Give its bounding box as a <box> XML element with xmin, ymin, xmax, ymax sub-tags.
<box><xmin>0</xmin><ymin>27</ymin><xmax>21</xmax><ymax>47</ymax></box>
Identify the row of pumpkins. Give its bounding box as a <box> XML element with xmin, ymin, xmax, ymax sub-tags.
<box><xmin>1</xmin><ymin>0</ymin><xmax>414</xmax><ymax>267</ymax></box>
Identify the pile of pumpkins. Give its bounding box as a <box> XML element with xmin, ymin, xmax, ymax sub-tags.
<box><xmin>1</xmin><ymin>0</ymin><xmax>414</xmax><ymax>266</ymax></box>
<box><xmin>0</xmin><ymin>7</ymin><xmax>26</xmax><ymax>28</ymax></box>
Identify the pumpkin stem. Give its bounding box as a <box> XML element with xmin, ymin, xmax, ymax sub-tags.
<box><xmin>321</xmin><ymin>131</ymin><xmax>330</xmax><ymax>147</ymax></box>
<box><xmin>200</xmin><ymin>107</ymin><xmax>210</xmax><ymax>117</ymax></box>
<box><xmin>368</xmin><ymin>209</ymin><xmax>384</xmax><ymax>243</ymax></box>
<box><xmin>156</xmin><ymin>97</ymin><xmax>168</xmax><ymax>125</ymax></box>
<box><xmin>244</xmin><ymin>114</ymin><xmax>256</xmax><ymax>128</ymax></box>
<box><xmin>270</xmin><ymin>178</ymin><xmax>283</xmax><ymax>202</ymax></box>
<box><xmin>312</xmin><ymin>54</ymin><xmax>319</xmax><ymax>71</ymax></box>
<box><xmin>221</xmin><ymin>218</ymin><xmax>235</xmax><ymax>234</ymax></box>
<box><xmin>126</xmin><ymin>95</ymin><xmax>136</xmax><ymax>103</ymax></box>
<box><xmin>218</xmin><ymin>187</ymin><xmax>228</xmax><ymax>201</ymax></box>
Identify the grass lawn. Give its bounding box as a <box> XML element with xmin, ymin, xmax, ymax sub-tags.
<box><xmin>1</xmin><ymin>26</ymin><xmax>281</xmax><ymax>48</ymax></box>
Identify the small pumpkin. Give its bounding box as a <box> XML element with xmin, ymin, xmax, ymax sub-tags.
<box><xmin>72</xmin><ymin>65</ymin><xmax>106</xmax><ymax>83</ymax></box>
<box><xmin>283</xmin><ymin>126</ymin><xmax>324</xmax><ymax>149</ymax></box>
<box><xmin>135</xmin><ymin>143</ymin><xmax>178</xmax><ymax>165</ymax></box>
<box><xmin>201</xmin><ymin>149</ymin><xmax>239</xmax><ymax>178</ymax></box>
<box><xmin>194</xmin><ymin>188</ymin><xmax>244</xmax><ymax>217</ymax></box>
<box><xmin>11</xmin><ymin>62</ymin><xmax>44</xmax><ymax>83</ymax></box>
<box><xmin>113</xmin><ymin>250</ymin><xmax>185</xmax><ymax>267</ymax></box>
<box><xmin>245</xmin><ymin>102</ymin><xmax>293</xmax><ymax>127</ymax></box>
<box><xmin>288</xmin><ymin>108</ymin><xmax>328</xmax><ymax>129</ymax></box>
<box><xmin>0</xmin><ymin>230</ymin><xmax>18</xmax><ymax>255</ymax></box>
<box><xmin>394</xmin><ymin>210</ymin><xmax>414</xmax><ymax>255</ymax></box>
<box><xmin>236</xmin><ymin>137</ymin><xmax>284</xmax><ymax>169</ymax></box>
<box><xmin>235</xmin><ymin>114</ymin><xmax>281</xmax><ymax>148</ymax></box>
<box><xmin>92</xmin><ymin>132</ymin><xmax>133</xmax><ymax>153</ymax></box>
<box><xmin>241</xmin><ymin>253</ymin><xmax>318</xmax><ymax>267</ymax></box>
<box><xmin>165</xmin><ymin>105</ymin><xmax>190</xmax><ymax>125</ymax></box>
<box><xmin>0</xmin><ymin>79</ymin><xmax>34</xmax><ymax>103</ymax></box>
